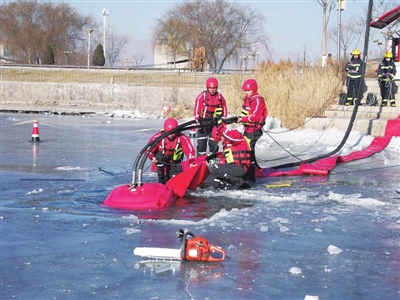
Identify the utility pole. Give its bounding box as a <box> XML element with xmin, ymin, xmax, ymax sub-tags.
<box><xmin>102</xmin><ymin>8</ymin><xmax>108</xmax><ymax>64</ymax></box>
<box><xmin>337</xmin><ymin>0</ymin><xmax>346</xmax><ymax>61</ymax></box>
<box><xmin>86</xmin><ymin>29</ymin><xmax>93</xmax><ymax>68</ymax></box>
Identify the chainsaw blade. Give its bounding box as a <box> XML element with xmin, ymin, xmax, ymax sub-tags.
<box><xmin>134</xmin><ymin>247</ymin><xmax>181</xmax><ymax>260</ymax></box>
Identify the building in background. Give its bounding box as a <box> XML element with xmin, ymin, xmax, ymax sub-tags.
<box><xmin>154</xmin><ymin>44</ymin><xmax>190</xmax><ymax>69</ymax></box>
<box><xmin>0</xmin><ymin>43</ymin><xmax>11</xmax><ymax>63</ymax></box>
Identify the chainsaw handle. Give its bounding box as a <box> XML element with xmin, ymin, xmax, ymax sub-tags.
<box><xmin>207</xmin><ymin>245</ymin><xmax>226</xmax><ymax>262</ymax></box>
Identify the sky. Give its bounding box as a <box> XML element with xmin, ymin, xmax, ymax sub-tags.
<box><xmin>59</xmin><ymin>1</ymin><xmax>381</xmax><ymax>66</ymax></box>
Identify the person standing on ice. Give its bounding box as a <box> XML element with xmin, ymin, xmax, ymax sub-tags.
<box><xmin>236</xmin><ymin>78</ymin><xmax>267</xmax><ymax>182</ymax></box>
<box><xmin>193</xmin><ymin>77</ymin><xmax>228</xmax><ymax>156</ymax></box>
<box><xmin>206</xmin><ymin>124</ymin><xmax>251</xmax><ymax>190</ymax></box>
<box><xmin>148</xmin><ymin>118</ymin><xmax>195</xmax><ymax>184</ymax></box>
<box><xmin>344</xmin><ymin>49</ymin><xmax>363</xmax><ymax>106</ymax></box>
<box><xmin>377</xmin><ymin>52</ymin><xmax>397</xmax><ymax>107</ymax></box>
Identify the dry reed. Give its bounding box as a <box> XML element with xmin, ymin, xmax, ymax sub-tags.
<box><xmin>171</xmin><ymin>62</ymin><xmax>344</xmax><ymax>129</ymax></box>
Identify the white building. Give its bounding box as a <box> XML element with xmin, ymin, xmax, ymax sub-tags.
<box><xmin>154</xmin><ymin>44</ymin><xmax>189</xmax><ymax>69</ymax></box>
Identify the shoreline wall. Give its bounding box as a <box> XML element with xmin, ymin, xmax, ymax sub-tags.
<box><xmin>1</xmin><ymin>82</ymin><xmax>200</xmax><ymax>110</ymax></box>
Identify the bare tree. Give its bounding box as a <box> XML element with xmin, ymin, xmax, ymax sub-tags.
<box><xmin>131</xmin><ymin>53</ymin><xmax>146</xmax><ymax>66</ymax></box>
<box><xmin>152</xmin><ymin>0</ymin><xmax>269</xmax><ymax>71</ymax></box>
<box><xmin>0</xmin><ymin>0</ymin><xmax>93</xmax><ymax>64</ymax></box>
<box><xmin>315</xmin><ymin>0</ymin><xmax>336</xmax><ymax>56</ymax></box>
<box><xmin>153</xmin><ymin>17</ymin><xmax>189</xmax><ymax>69</ymax></box>
<box><xmin>328</xmin><ymin>18</ymin><xmax>359</xmax><ymax>58</ymax></box>
<box><xmin>99</xmin><ymin>25</ymin><xmax>129</xmax><ymax>67</ymax></box>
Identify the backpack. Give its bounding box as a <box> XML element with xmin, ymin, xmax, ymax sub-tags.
<box><xmin>365</xmin><ymin>93</ymin><xmax>377</xmax><ymax>106</ymax></box>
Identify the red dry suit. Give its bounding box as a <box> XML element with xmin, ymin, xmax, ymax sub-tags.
<box><xmin>209</xmin><ymin>128</ymin><xmax>251</xmax><ymax>190</ymax></box>
<box><xmin>194</xmin><ymin>90</ymin><xmax>228</xmax><ymax>156</ymax></box>
<box><xmin>241</xmin><ymin>93</ymin><xmax>268</xmax><ymax>135</ymax></box>
<box><xmin>148</xmin><ymin>131</ymin><xmax>195</xmax><ymax>184</ymax></box>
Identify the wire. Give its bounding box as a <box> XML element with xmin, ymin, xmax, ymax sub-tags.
<box><xmin>269</xmin><ymin>0</ymin><xmax>374</xmax><ymax>170</ymax></box>
<box><xmin>259</xmin><ymin>74</ymin><xmax>346</xmax><ymax>164</ymax></box>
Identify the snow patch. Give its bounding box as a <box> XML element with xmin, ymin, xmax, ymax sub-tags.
<box><xmin>26</xmin><ymin>188</ymin><xmax>43</xmax><ymax>195</ymax></box>
<box><xmin>56</xmin><ymin>166</ymin><xmax>91</xmax><ymax>171</ymax></box>
<box><xmin>289</xmin><ymin>267</ymin><xmax>302</xmax><ymax>275</ymax></box>
<box><xmin>327</xmin><ymin>245</ymin><xmax>343</xmax><ymax>255</ymax></box>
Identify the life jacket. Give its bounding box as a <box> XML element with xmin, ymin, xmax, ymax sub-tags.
<box><xmin>200</xmin><ymin>91</ymin><xmax>223</xmax><ymax>118</ymax></box>
<box><xmin>222</xmin><ymin>136</ymin><xmax>251</xmax><ymax>171</ymax></box>
<box><xmin>157</xmin><ymin>136</ymin><xmax>183</xmax><ymax>161</ymax></box>
<box><xmin>241</xmin><ymin>95</ymin><xmax>267</xmax><ymax>130</ymax></box>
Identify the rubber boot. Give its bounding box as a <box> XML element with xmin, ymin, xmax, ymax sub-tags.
<box><xmin>345</xmin><ymin>98</ymin><xmax>353</xmax><ymax>106</ymax></box>
<box><xmin>245</xmin><ymin>163</ymin><xmax>256</xmax><ymax>183</ymax></box>
<box><xmin>156</xmin><ymin>163</ymin><xmax>166</xmax><ymax>184</ymax></box>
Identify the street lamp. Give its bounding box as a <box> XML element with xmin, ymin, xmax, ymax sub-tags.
<box><xmin>248</xmin><ymin>47</ymin><xmax>260</xmax><ymax>68</ymax></box>
<box><xmin>86</xmin><ymin>29</ymin><xmax>93</xmax><ymax>68</ymax></box>
<box><xmin>102</xmin><ymin>8</ymin><xmax>108</xmax><ymax>63</ymax></box>
<box><xmin>240</xmin><ymin>55</ymin><xmax>250</xmax><ymax>71</ymax></box>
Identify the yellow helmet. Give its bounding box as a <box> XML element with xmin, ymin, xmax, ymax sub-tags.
<box><xmin>352</xmin><ymin>49</ymin><xmax>361</xmax><ymax>55</ymax></box>
<box><xmin>384</xmin><ymin>52</ymin><xmax>393</xmax><ymax>58</ymax></box>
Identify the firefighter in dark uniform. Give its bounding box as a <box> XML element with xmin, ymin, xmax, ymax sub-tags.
<box><xmin>193</xmin><ymin>77</ymin><xmax>228</xmax><ymax>156</ymax></box>
<box><xmin>148</xmin><ymin>118</ymin><xmax>195</xmax><ymax>184</ymax></box>
<box><xmin>236</xmin><ymin>79</ymin><xmax>268</xmax><ymax>182</ymax></box>
<box><xmin>344</xmin><ymin>49</ymin><xmax>363</xmax><ymax>106</ymax></box>
<box><xmin>207</xmin><ymin>124</ymin><xmax>251</xmax><ymax>190</ymax></box>
<box><xmin>378</xmin><ymin>51</ymin><xmax>397</xmax><ymax>107</ymax></box>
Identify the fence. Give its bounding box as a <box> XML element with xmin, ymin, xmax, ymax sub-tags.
<box><xmin>0</xmin><ymin>64</ymin><xmax>247</xmax><ymax>89</ymax></box>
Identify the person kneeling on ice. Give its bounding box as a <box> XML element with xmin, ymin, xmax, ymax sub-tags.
<box><xmin>207</xmin><ymin>124</ymin><xmax>252</xmax><ymax>190</ymax></box>
<box><xmin>148</xmin><ymin>118</ymin><xmax>196</xmax><ymax>184</ymax></box>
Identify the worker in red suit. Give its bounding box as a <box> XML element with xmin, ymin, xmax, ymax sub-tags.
<box><xmin>237</xmin><ymin>79</ymin><xmax>268</xmax><ymax>181</ymax></box>
<box><xmin>194</xmin><ymin>77</ymin><xmax>228</xmax><ymax>156</ymax></box>
<box><xmin>148</xmin><ymin>118</ymin><xmax>195</xmax><ymax>184</ymax></box>
<box><xmin>206</xmin><ymin>124</ymin><xmax>251</xmax><ymax>190</ymax></box>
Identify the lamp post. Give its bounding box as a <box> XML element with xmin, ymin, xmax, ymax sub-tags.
<box><xmin>86</xmin><ymin>29</ymin><xmax>93</xmax><ymax>68</ymax></box>
<box><xmin>248</xmin><ymin>47</ymin><xmax>260</xmax><ymax>69</ymax></box>
<box><xmin>240</xmin><ymin>55</ymin><xmax>250</xmax><ymax>72</ymax></box>
<box><xmin>337</xmin><ymin>0</ymin><xmax>346</xmax><ymax>62</ymax></box>
<box><xmin>102</xmin><ymin>8</ymin><xmax>108</xmax><ymax>63</ymax></box>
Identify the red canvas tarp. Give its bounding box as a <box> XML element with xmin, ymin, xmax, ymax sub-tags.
<box><xmin>258</xmin><ymin>115</ymin><xmax>400</xmax><ymax>178</ymax></box>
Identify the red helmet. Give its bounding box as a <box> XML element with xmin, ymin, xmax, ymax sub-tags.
<box><xmin>164</xmin><ymin>118</ymin><xmax>178</xmax><ymax>132</ymax></box>
<box><xmin>206</xmin><ymin>77</ymin><xmax>218</xmax><ymax>88</ymax></box>
<box><xmin>211</xmin><ymin>125</ymin><xmax>225</xmax><ymax>142</ymax></box>
<box><xmin>242</xmin><ymin>79</ymin><xmax>258</xmax><ymax>93</ymax></box>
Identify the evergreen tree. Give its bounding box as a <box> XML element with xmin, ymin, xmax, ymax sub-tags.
<box><xmin>42</xmin><ymin>45</ymin><xmax>55</xmax><ymax>65</ymax></box>
<box><xmin>92</xmin><ymin>44</ymin><xmax>105</xmax><ymax>66</ymax></box>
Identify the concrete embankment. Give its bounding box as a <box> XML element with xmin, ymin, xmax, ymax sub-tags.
<box><xmin>0</xmin><ymin>81</ymin><xmax>199</xmax><ymax>115</ymax></box>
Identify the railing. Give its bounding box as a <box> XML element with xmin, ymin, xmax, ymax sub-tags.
<box><xmin>0</xmin><ymin>64</ymin><xmax>247</xmax><ymax>88</ymax></box>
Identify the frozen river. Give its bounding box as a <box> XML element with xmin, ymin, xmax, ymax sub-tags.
<box><xmin>1</xmin><ymin>112</ymin><xmax>399</xmax><ymax>299</ymax></box>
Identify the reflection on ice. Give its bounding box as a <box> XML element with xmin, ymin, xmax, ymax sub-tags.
<box><xmin>1</xmin><ymin>113</ymin><xmax>399</xmax><ymax>299</ymax></box>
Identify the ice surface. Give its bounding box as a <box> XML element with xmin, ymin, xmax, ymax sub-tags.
<box><xmin>1</xmin><ymin>112</ymin><xmax>399</xmax><ymax>299</ymax></box>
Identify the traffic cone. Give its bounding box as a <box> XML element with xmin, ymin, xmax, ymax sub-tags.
<box><xmin>31</xmin><ymin>120</ymin><xmax>40</xmax><ymax>142</ymax></box>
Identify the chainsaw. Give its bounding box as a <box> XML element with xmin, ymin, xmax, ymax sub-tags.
<box><xmin>134</xmin><ymin>229</ymin><xmax>226</xmax><ymax>262</ymax></box>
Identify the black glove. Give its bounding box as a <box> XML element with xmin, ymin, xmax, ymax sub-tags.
<box><xmin>206</xmin><ymin>152</ymin><xmax>217</xmax><ymax>162</ymax></box>
<box><xmin>223</xmin><ymin>116</ymin><xmax>239</xmax><ymax>124</ymax></box>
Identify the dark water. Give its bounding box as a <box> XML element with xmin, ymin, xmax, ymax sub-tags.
<box><xmin>1</xmin><ymin>113</ymin><xmax>399</xmax><ymax>299</ymax></box>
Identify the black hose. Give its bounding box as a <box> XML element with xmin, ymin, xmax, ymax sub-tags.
<box><xmin>131</xmin><ymin>117</ymin><xmax>219</xmax><ymax>187</ymax></box>
<box><xmin>271</xmin><ymin>0</ymin><xmax>373</xmax><ymax>170</ymax></box>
